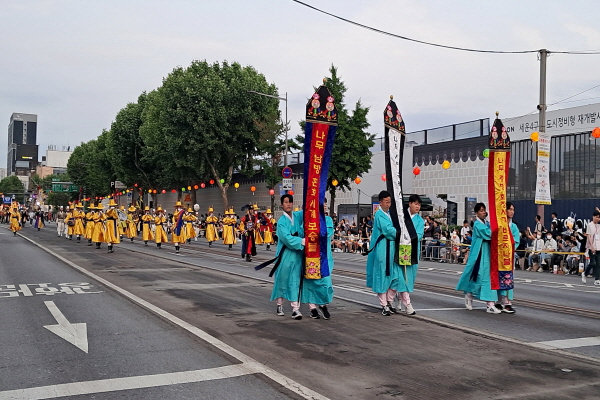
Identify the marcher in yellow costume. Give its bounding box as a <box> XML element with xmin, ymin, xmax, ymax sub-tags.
<box><xmin>261</xmin><ymin>209</ymin><xmax>276</xmax><ymax>251</ymax></box>
<box><xmin>171</xmin><ymin>201</ymin><xmax>186</xmax><ymax>254</ymax></box>
<box><xmin>92</xmin><ymin>204</ymin><xmax>106</xmax><ymax>249</ymax></box>
<box><xmin>65</xmin><ymin>206</ymin><xmax>75</xmax><ymax>240</ymax></box>
<box><xmin>253</xmin><ymin>204</ymin><xmax>264</xmax><ymax>246</ymax></box>
<box><xmin>126</xmin><ymin>206</ymin><xmax>138</xmax><ymax>242</ymax></box>
<box><xmin>85</xmin><ymin>205</ymin><xmax>96</xmax><ymax>246</ymax></box>
<box><xmin>9</xmin><ymin>203</ymin><xmax>21</xmax><ymax>235</ymax></box>
<box><xmin>154</xmin><ymin>207</ymin><xmax>168</xmax><ymax>248</ymax></box>
<box><xmin>184</xmin><ymin>208</ymin><xmax>197</xmax><ymax>243</ymax></box>
<box><xmin>104</xmin><ymin>199</ymin><xmax>121</xmax><ymax>253</ymax></box>
<box><xmin>73</xmin><ymin>203</ymin><xmax>86</xmax><ymax>242</ymax></box>
<box><xmin>141</xmin><ymin>206</ymin><xmax>154</xmax><ymax>246</ymax></box>
<box><xmin>118</xmin><ymin>206</ymin><xmax>127</xmax><ymax>239</ymax></box>
<box><xmin>222</xmin><ymin>207</ymin><xmax>237</xmax><ymax>250</ymax></box>
<box><xmin>205</xmin><ymin>207</ymin><xmax>219</xmax><ymax>247</ymax></box>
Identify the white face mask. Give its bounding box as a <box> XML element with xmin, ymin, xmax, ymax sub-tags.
<box><xmin>547</xmin><ymin>236</ymin><xmax>552</xmax><ymax>240</ymax></box>
<box><xmin>537</xmin><ymin>235</ymin><xmax>541</xmax><ymax>239</ymax></box>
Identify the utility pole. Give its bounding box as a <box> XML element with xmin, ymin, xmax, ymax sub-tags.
<box><xmin>536</xmin><ymin>49</ymin><xmax>548</xmax><ymax>222</ymax></box>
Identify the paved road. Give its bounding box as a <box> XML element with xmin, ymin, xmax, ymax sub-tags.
<box><xmin>2</xmin><ymin>224</ymin><xmax>600</xmax><ymax>399</ymax></box>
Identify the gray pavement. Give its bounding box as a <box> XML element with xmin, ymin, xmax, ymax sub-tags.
<box><xmin>2</xmin><ymin>224</ymin><xmax>600</xmax><ymax>399</ymax></box>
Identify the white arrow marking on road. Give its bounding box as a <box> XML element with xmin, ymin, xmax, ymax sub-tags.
<box><xmin>43</xmin><ymin>301</ymin><xmax>88</xmax><ymax>353</ymax></box>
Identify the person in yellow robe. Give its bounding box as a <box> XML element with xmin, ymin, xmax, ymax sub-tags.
<box><xmin>141</xmin><ymin>206</ymin><xmax>154</xmax><ymax>246</ymax></box>
<box><xmin>184</xmin><ymin>208</ymin><xmax>197</xmax><ymax>244</ymax></box>
<box><xmin>205</xmin><ymin>207</ymin><xmax>219</xmax><ymax>247</ymax></box>
<box><xmin>92</xmin><ymin>204</ymin><xmax>106</xmax><ymax>249</ymax></box>
<box><xmin>118</xmin><ymin>206</ymin><xmax>127</xmax><ymax>239</ymax></box>
<box><xmin>171</xmin><ymin>201</ymin><xmax>186</xmax><ymax>253</ymax></box>
<box><xmin>104</xmin><ymin>199</ymin><xmax>121</xmax><ymax>253</ymax></box>
<box><xmin>126</xmin><ymin>206</ymin><xmax>138</xmax><ymax>242</ymax></box>
<box><xmin>85</xmin><ymin>205</ymin><xmax>96</xmax><ymax>246</ymax></box>
<box><xmin>154</xmin><ymin>207</ymin><xmax>168</xmax><ymax>248</ymax></box>
<box><xmin>261</xmin><ymin>209</ymin><xmax>276</xmax><ymax>251</ymax></box>
<box><xmin>73</xmin><ymin>203</ymin><xmax>86</xmax><ymax>242</ymax></box>
<box><xmin>9</xmin><ymin>203</ymin><xmax>21</xmax><ymax>235</ymax></box>
<box><xmin>222</xmin><ymin>207</ymin><xmax>237</xmax><ymax>250</ymax></box>
<box><xmin>65</xmin><ymin>206</ymin><xmax>75</xmax><ymax>240</ymax></box>
<box><xmin>253</xmin><ymin>204</ymin><xmax>264</xmax><ymax>246</ymax></box>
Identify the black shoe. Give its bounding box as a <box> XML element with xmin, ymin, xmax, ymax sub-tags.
<box><xmin>145</xmin><ymin>241</ymin><xmax>148</xmax><ymax>246</ymax></box>
<box><xmin>175</xmin><ymin>246</ymin><xmax>180</xmax><ymax>254</ymax></box>
<box><xmin>387</xmin><ymin>302</ymin><xmax>397</xmax><ymax>314</ymax></box>
<box><xmin>131</xmin><ymin>238</ymin><xmax>134</xmax><ymax>242</ymax></box>
<box><xmin>209</xmin><ymin>242</ymin><xmax>212</xmax><ymax>248</ymax></box>
<box><xmin>291</xmin><ymin>310</ymin><xmax>303</xmax><ymax>320</ymax></box>
<box><xmin>246</xmin><ymin>255</ymin><xmax>252</xmax><ymax>262</ymax></box>
<box><xmin>229</xmin><ymin>245</ymin><xmax>232</xmax><ymax>250</ymax></box>
<box><xmin>310</xmin><ymin>309</ymin><xmax>320</xmax><ymax>319</ymax></box>
<box><xmin>382</xmin><ymin>305</ymin><xmax>391</xmax><ymax>316</ymax></box>
<box><xmin>502</xmin><ymin>304</ymin><xmax>516</xmax><ymax>314</ymax></box>
<box><xmin>276</xmin><ymin>305</ymin><xmax>284</xmax><ymax>316</ymax></box>
<box><xmin>494</xmin><ymin>304</ymin><xmax>504</xmax><ymax>311</ymax></box>
<box><xmin>318</xmin><ymin>305</ymin><xmax>330</xmax><ymax>320</ymax></box>
<box><xmin>157</xmin><ymin>243</ymin><xmax>161</xmax><ymax>248</ymax></box>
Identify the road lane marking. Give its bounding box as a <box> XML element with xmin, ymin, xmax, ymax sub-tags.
<box><xmin>0</xmin><ymin>364</ymin><xmax>254</xmax><ymax>400</ymax></box>
<box><xmin>43</xmin><ymin>301</ymin><xmax>89</xmax><ymax>353</ymax></box>
<box><xmin>18</xmin><ymin>233</ymin><xmax>330</xmax><ymax>400</ymax></box>
<box><xmin>532</xmin><ymin>336</ymin><xmax>600</xmax><ymax>350</ymax></box>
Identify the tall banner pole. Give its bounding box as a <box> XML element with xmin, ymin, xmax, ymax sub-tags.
<box><xmin>383</xmin><ymin>96</ymin><xmax>418</xmax><ymax>266</ymax></box>
<box><xmin>303</xmin><ymin>80</ymin><xmax>337</xmax><ymax>279</ymax></box>
<box><xmin>487</xmin><ymin>113</ymin><xmax>515</xmax><ymax>290</ymax></box>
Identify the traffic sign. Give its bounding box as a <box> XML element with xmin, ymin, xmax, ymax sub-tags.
<box><xmin>282</xmin><ymin>167</ymin><xmax>292</xmax><ymax>179</ymax></box>
<box><xmin>282</xmin><ymin>179</ymin><xmax>292</xmax><ymax>190</ymax></box>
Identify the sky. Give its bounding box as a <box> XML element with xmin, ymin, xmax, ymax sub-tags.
<box><xmin>2</xmin><ymin>0</ymin><xmax>600</xmax><ymax>166</ymax></box>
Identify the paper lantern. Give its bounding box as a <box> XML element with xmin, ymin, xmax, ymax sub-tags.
<box><xmin>413</xmin><ymin>166</ymin><xmax>421</xmax><ymax>176</ymax></box>
<box><xmin>134</xmin><ymin>183</ymin><xmax>138</xmax><ymax>187</ymax></box>
<box><xmin>592</xmin><ymin>127</ymin><xmax>600</xmax><ymax>139</ymax></box>
<box><xmin>381</xmin><ymin>174</ymin><xmax>387</xmax><ymax>181</ymax></box>
<box><xmin>209</xmin><ymin>179</ymin><xmax>215</xmax><ymax>185</ymax></box>
<box><xmin>332</xmin><ymin>179</ymin><xmax>338</xmax><ymax>187</ymax></box>
<box><xmin>483</xmin><ymin>149</ymin><xmax>490</xmax><ymax>158</ymax></box>
<box><xmin>153</xmin><ymin>190</ymin><xmax>157</xmax><ymax>194</ymax></box>
<box><xmin>269</xmin><ymin>189</ymin><xmax>275</xmax><ymax>195</ymax></box>
<box><xmin>530</xmin><ymin>131</ymin><xmax>539</xmax><ymax>142</ymax></box>
<box><xmin>148</xmin><ymin>189</ymin><xmax>152</xmax><ymax>193</ymax></box>
<box><xmin>234</xmin><ymin>183</ymin><xmax>240</xmax><ymax>189</ymax></box>
<box><xmin>250</xmin><ymin>186</ymin><xmax>256</xmax><ymax>192</ymax></box>
<box><xmin>194</xmin><ymin>185</ymin><xmax>199</xmax><ymax>190</ymax></box>
<box><xmin>187</xmin><ymin>186</ymin><xmax>191</xmax><ymax>191</ymax></box>
<box><xmin>200</xmin><ymin>183</ymin><xmax>206</xmax><ymax>189</ymax></box>
<box><xmin>220</xmin><ymin>178</ymin><xmax>225</xmax><ymax>184</ymax></box>
<box><xmin>288</xmin><ymin>190</ymin><xmax>294</xmax><ymax>195</ymax></box>
<box><xmin>171</xmin><ymin>189</ymin><xmax>176</xmax><ymax>193</ymax></box>
<box><xmin>442</xmin><ymin>160</ymin><xmax>451</xmax><ymax>169</ymax></box>
<box><xmin>181</xmin><ymin>187</ymin><xmax>186</xmax><ymax>192</ymax></box>
<box><xmin>354</xmin><ymin>177</ymin><xmax>361</xmax><ymax>184</ymax></box>
<box><xmin>161</xmin><ymin>189</ymin><xmax>166</xmax><ymax>194</ymax></box>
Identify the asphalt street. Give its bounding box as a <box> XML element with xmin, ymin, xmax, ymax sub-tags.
<box><xmin>1</xmin><ymin>223</ymin><xmax>600</xmax><ymax>399</ymax></box>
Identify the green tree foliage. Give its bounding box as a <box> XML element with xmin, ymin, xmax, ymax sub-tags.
<box><xmin>0</xmin><ymin>176</ymin><xmax>25</xmax><ymax>195</ymax></box>
<box><xmin>46</xmin><ymin>192</ymin><xmax>75</xmax><ymax>208</ymax></box>
<box><xmin>67</xmin><ymin>130</ymin><xmax>115</xmax><ymax>197</ymax></box>
<box><xmin>140</xmin><ymin>60</ymin><xmax>280</xmax><ymax>209</ymax></box>
<box><xmin>298</xmin><ymin>65</ymin><xmax>375</xmax><ymax>214</ymax></box>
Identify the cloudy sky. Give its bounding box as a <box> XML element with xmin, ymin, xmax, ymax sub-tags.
<box><xmin>2</xmin><ymin>0</ymin><xmax>599</xmax><ymax>165</ymax></box>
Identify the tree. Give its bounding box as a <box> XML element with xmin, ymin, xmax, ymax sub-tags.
<box><xmin>298</xmin><ymin>65</ymin><xmax>375</xmax><ymax>214</ymax></box>
<box><xmin>67</xmin><ymin>130</ymin><xmax>115</xmax><ymax>198</ymax></box>
<box><xmin>0</xmin><ymin>176</ymin><xmax>25</xmax><ymax>201</ymax></box>
<box><xmin>141</xmin><ymin>60</ymin><xmax>280</xmax><ymax>210</ymax></box>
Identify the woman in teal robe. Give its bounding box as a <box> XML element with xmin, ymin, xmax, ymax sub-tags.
<box><xmin>301</xmin><ymin>215</ymin><xmax>334</xmax><ymax>315</ymax></box>
<box><xmin>366</xmin><ymin>191</ymin><xmax>400</xmax><ymax>315</ymax></box>
<box><xmin>456</xmin><ymin>203</ymin><xmax>499</xmax><ymax>311</ymax></box>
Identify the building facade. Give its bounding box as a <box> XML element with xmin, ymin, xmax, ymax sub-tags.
<box><xmin>7</xmin><ymin>113</ymin><xmax>38</xmax><ymax>176</ymax></box>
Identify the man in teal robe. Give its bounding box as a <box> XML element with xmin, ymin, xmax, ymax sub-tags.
<box><xmin>455</xmin><ymin>202</ymin><xmax>502</xmax><ymax>314</ymax></box>
<box><xmin>366</xmin><ymin>191</ymin><xmax>400</xmax><ymax>316</ymax></box>
<box><xmin>270</xmin><ymin>194</ymin><xmax>305</xmax><ymax>320</ymax></box>
<box><xmin>393</xmin><ymin>194</ymin><xmax>425</xmax><ymax>315</ymax></box>
<box><xmin>300</xmin><ymin>200</ymin><xmax>334</xmax><ymax>320</ymax></box>
<box><xmin>495</xmin><ymin>201</ymin><xmax>519</xmax><ymax>314</ymax></box>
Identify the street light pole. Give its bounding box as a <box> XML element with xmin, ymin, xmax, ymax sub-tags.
<box><xmin>248</xmin><ymin>90</ymin><xmax>289</xmax><ymax>167</ymax></box>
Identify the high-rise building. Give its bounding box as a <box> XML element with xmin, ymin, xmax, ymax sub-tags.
<box><xmin>7</xmin><ymin>113</ymin><xmax>38</xmax><ymax>176</ymax></box>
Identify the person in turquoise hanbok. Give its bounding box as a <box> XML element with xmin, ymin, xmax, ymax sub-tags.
<box><xmin>269</xmin><ymin>194</ymin><xmax>305</xmax><ymax>320</ymax></box>
<box><xmin>300</xmin><ymin>199</ymin><xmax>334</xmax><ymax>320</ymax></box>
<box><xmin>455</xmin><ymin>203</ymin><xmax>502</xmax><ymax>314</ymax></box>
<box><xmin>393</xmin><ymin>194</ymin><xmax>424</xmax><ymax>316</ymax></box>
<box><xmin>494</xmin><ymin>201</ymin><xmax>519</xmax><ymax>314</ymax></box>
<box><xmin>366</xmin><ymin>191</ymin><xmax>401</xmax><ymax>316</ymax></box>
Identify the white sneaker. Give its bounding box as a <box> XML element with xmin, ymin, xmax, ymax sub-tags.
<box><xmin>594</xmin><ymin>280</ymin><xmax>600</xmax><ymax>286</ymax></box>
<box><xmin>405</xmin><ymin>304</ymin><xmax>416</xmax><ymax>315</ymax></box>
<box><xmin>582</xmin><ymin>272</ymin><xmax>587</xmax><ymax>284</ymax></box>
<box><xmin>486</xmin><ymin>306</ymin><xmax>501</xmax><ymax>314</ymax></box>
<box><xmin>465</xmin><ymin>295</ymin><xmax>473</xmax><ymax>311</ymax></box>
